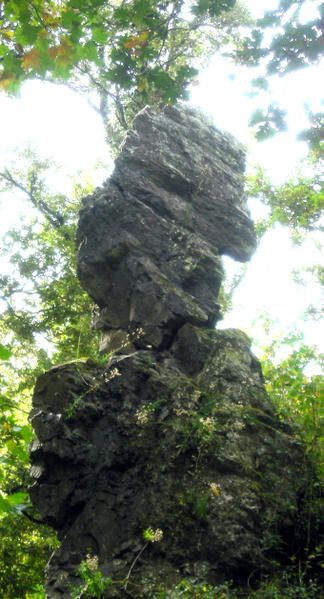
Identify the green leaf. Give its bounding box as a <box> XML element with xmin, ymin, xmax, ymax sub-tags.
<box><xmin>61</xmin><ymin>10</ymin><xmax>80</xmax><ymax>28</ymax></box>
<box><xmin>0</xmin><ymin>494</ymin><xmax>12</xmax><ymax>515</ymax></box>
<box><xmin>77</xmin><ymin>42</ymin><xmax>95</xmax><ymax>61</ymax></box>
<box><xmin>18</xmin><ymin>425</ymin><xmax>34</xmax><ymax>443</ymax></box>
<box><xmin>3</xmin><ymin>50</ymin><xmax>22</xmax><ymax>73</ymax></box>
<box><xmin>257</xmin><ymin>11</ymin><xmax>281</xmax><ymax>27</ymax></box>
<box><xmin>113</xmin><ymin>7</ymin><xmax>131</xmax><ymax>25</ymax></box>
<box><xmin>251</xmin><ymin>76</ymin><xmax>269</xmax><ymax>91</ymax></box>
<box><xmin>91</xmin><ymin>27</ymin><xmax>108</xmax><ymax>45</ymax></box>
<box><xmin>192</xmin><ymin>0</ymin><xmax>235</xmax><ymax>17</ymax></box>
<box><xmin>0</xmin><ymin>492</ymin><xmax>30</xmax><ymax>515</ymax></box>
<box><xmin>133</xmin><ymin>0</ymin><xmax>153</xmax><ymax>19</ymax></box>
<box><xmin>0</xmin><ymin>343</ymin><xmax>12</xmax><ymax>361</ymax></box>
<box><xmin>0</xmin><ymin>44</ymin><xmax>8</xmax><ymax>56</ymax></box>
<box><xmin>249</xmin><ymin>108</ymin><xmax>265</xmax><ymax>127</ymax></box>
<box><xmin>7</xmin><ymin>491</ymin><xmax>29</xmax><ymax>508</ymax></box>
<box><xmin>5</xmin><ymin>440</ymin><xmax>29</xmax><ymax>463</ymax></box>
<box><xmin>15</xmin><ymin>24</ymin><xmax>40</xmax><ymax>45</ymax></box>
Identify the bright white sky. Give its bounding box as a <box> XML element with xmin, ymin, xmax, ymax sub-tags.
<box><xmin>0</xmin><ymin>0</ymin><xmax>322</xmax><ymax>360</ymax></box>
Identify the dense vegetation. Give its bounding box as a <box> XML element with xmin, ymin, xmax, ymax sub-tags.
<box><xmin>0</xmin><ymin>0</ymin><xmax>323</xmax><ymax>596</ymax></box>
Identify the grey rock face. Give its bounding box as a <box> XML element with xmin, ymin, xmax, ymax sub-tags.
<box><xmin>30</xmin><ymin>328</ymin><xmax>306</xmax><ymax>597</ymax></box>
<box><xmin>77</xmin><ymin>105</ymin><xmax>256</xmax><ymax>352</ymax></box>
<box><xmin>29</xmin><ymin>106</ymin><xmax>306</xmax><ymax>597</ymax></box>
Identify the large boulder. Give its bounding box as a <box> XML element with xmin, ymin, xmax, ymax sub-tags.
<box><xmin>76</xmin><ymin>105</ymin><xmax>256</xmax><ymax>353</ymax></box>
<box><xmin>30</xmin><ymin>326</ymin><xmax>306</xmax><ymax>597</ymax></box>
<box><xmin>29</xmin><ymin>105</ymin><xmax>307</xmax><ymax>597</ymax></box>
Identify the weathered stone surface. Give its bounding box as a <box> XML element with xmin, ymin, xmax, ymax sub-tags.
<box><xmin>113</xmin><ymin>106</ymin><xmax>255</xmax><ymax>261</ymax></box>
<box><xmin>29</xmin><ymin>105</ymin><xmax>307</xmax><ymax>597</ymax></box>
<box><xmin>30</xmin><ymin>327</ymin><xmax>306</xmax><ymax>597</ymax></box>
<box><xmin>77</xmin><ymin>105</ymin><xmax>256</xmax><ymax>352</ymax></box>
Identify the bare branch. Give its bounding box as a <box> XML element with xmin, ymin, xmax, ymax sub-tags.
<box><xmin>0</xmin><ymin>169</ymin><xmax>72</xmax><ymax>241</ymax></box>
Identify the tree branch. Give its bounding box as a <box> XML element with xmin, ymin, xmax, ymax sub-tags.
<box><xmin>22</xmin><ymin>508</ymin><xmax>47</xmax><ymax>525</ymax></box>
<box><xmin>0</xmin><ymin>169</ymin><xmax>72</xmax><ymax>241</ymax></box>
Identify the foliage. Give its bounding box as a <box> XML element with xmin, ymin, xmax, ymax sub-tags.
<box><xmin>238</xmin><ymin>0</ymin><xmax>323</xmax><ymax>74</ymax></box>
<box><xmin>0</xmin><ymin>341</ymin><xmax>11</xmax><ymax>359</ymax></box>
<box><xmin>0</xmin><ymin>0</ymin><xmax>246</xmax><ymax>135</ymax></box>
<box><xmin>0</xmin><ymin>155</ymin><xmax>98</xmax><ymax>517</ymax></box>
<box><xmin>245</xmin><ymin>564</ymin><xmax>322</xmax><ymax>599</ymax></box>
<box><xmin>151</xmin><ymin>568</ymin><xmax>322</xmax><ymax>597</ymax></box>
<box><xmin>0</xmin><ymin>156</ymin><xmax>101</xmax><ymax>595</ymax></box>
<box><xmin>0</xmin><ymin>342</ymin><xmax>33</xmax><ymax>514</ymax></box>
<box><xmin>235</xmin><ymin>0</ymin><xmax>323</xmax><ymax>146</ymax></box>
<box><xmin>261</xmin><ymin>333</ymin><xmax>323</xmax><ymax>582</ymax></box>
<box><xmin>247</xmin><ymin>158</ymin><xmax>324</xmax><ymax>238</ymax></box>
<box><xmin>160</xmin><ymin>578</ymin><xmax>234</xmax><ymax>597</ymax></box>
<box><xmin>0</xmin><ymin>512</ymin><xmax>57</xmax><ymax>597</ymax></box>
<box><xmin>0</xmin><ymin>328</ymin><xmax>58</xmax><ymax>596</ymax></box>
<box><xmin>70</xmin><ymin>554</ymin><xmax>112</xmax><ymax>599</ymax></box>
<box><xmin>0</xmin><ymin>153</ymin><xmax>99</xmax><ymax>360</ymax></box>
<box><xmin>70</xmin><ymin>529</ymin><xmax>165</xmax><ymax>597</ymax></box>
<box><xmin>69</xmin><ymin>562</ymin><xmax>323</xmax><ymax>598</ymax></box>
<box><xmin>262</xmin><ymin>335</ymin><xmax>323</xmax><ymax>478</ymax></box>
<box><xmin>218</xmin><ymin>263</ymin><xmax>246</xmax><ymax>313</ymax></box>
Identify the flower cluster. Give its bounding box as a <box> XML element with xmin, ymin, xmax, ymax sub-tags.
<box><xmin>85</xmin><ymin>554</ymin><xmax>99</xmax><ymax>571</ymax></box>
<box><xmin>104</xmin><ymin>367</ymin><xmax>121</xmax><ymax>383</ymax></box>
<box><xmin>209</xmin><ymin>482</ymin><xmax>221</xmax><ymax>497</ymax></box>
<box><xmin>175</xmin><ymin>407</ymin><xmax>189</xmax><ymax>417</ymax></box>
<box><xmin>143</xmin><ymin>527</ymin><xmax>164</xmax><ymax>543</ymax></box>
<box><xmin>199</xmin><ymin>416</ymin><xmax>214</xmax><ymax>432</ymax></box>
<box><xmin>135</xmin><ymin>407</ymin><xmax>150</xmax><ymax>424</ymax></box>
<box><xmin>232</xmin><ymin>419</ymin><xmax>245</xmax><ymax>431</ymax></box>
<box><xmin>152</xmin><ymin>528</ymin><xmax>164</xmax><ymax>542</ymax></box>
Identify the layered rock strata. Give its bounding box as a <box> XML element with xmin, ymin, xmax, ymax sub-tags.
<box><xmin>77</xmin><ymin>106</ymin><xmax>256</xmax><ymax>353</ymax></box>
<box><xmin>29</xmin><ymin>106</ymin><xmax>306</xmax><ymax>597</ymax></box>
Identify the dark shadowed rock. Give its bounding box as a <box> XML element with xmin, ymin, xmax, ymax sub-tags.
<box><xmin>29</xmin><ymin>105</ymin><xmax>307</xmax><ymax>598</ymax></box>
<box><xmin>30</xmin><ymin>327</ymin><xmax>306</xmax><ymax>597</ymax></box>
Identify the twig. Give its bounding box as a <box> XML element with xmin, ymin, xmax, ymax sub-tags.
<box><xmin>115</xmin><ymin>87</ymin><xmax>128</xmax><ymax>129</ymax></box>
<box><xmin>123</xmin><ymin>542</ymin><xmax>148</xmax><ymax>590</ymax></box>
<box><xmin>22</xmin><ymin>508</ymin><xmax>46</xmax><ymax>525</ymax></box>
<box><xmin>0</xmin><ymin>169</ymin><xmax>72</xmax><ymax>241</ymax></box>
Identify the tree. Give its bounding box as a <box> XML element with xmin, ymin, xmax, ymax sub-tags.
<box><xmin>261</xmin><ymin>333</ymin><xmax>323</xmax><ymax>573</ymax></box>
<box><xmin>235</xmin><ymin>0</ymin><xmax>324</xmax><ymax>147</ymax></box>
<box><xmin>247</xmin><ymin>155</ymin><xmax>324</xmax><ymax>240</ymax></box>
<box><xmin>0</xmin><ymin>155</ymin><xmax>98</xmax><ymax>356</ymax></box>
<box><xmin>0</xmin><ymin>339</ymin><xmax>57</xmax><ymax>596</ymax></box>
<box><xmin>0</xmin><ymin>0</ymin><xmax>245</xmax><ymax>136</ymax></box>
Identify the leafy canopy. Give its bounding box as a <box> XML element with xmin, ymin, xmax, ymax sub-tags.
<box><xmin>247</xmin><ymin>158</ymin><xmax>324</xmax><ymax>240</ymax></box>
<box><xmin>0</xmin><ymin>0</ymin><xmax>240</xmax><ymax>129</ymax></box>
<box><xmin>236</xmin><ymin>0</ymin><xmax>323</xmax><ymax>146</ymax></box>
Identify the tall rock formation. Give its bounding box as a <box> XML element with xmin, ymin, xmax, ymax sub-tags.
<box><xmin>29</xmin><ymin>106</ymin><xmax>306</xmax><ymax>597</ymax></box>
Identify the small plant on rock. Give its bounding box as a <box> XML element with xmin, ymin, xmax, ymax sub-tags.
<box><xmin>70</xmin><ymin>554</ymin><xmax>112</xmax><ymax>599</ymax></box>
